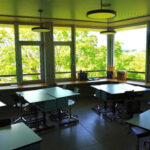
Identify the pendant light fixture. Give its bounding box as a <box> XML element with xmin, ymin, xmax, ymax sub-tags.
<box><xmin>32</xmin><ymin>9</ymin><xmax>50</xmax><ymax>32</ymax></box>
<box><xmin>101</xmin><ymin>20</ymin><xmax>116</xmax><ymax>35</ymax></box>
<box><xmin>101</xmin><ymin>30</ymin><xmax>116</xmax><ymax>35</ymax></box>
<box><xmin>87</xmin><ymin>0</ymin><xmax>116</xmax><ymax>19</ymax></box>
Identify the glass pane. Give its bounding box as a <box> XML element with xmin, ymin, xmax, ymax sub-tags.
<box><xmin>23</xmin><ymin>75</ymin><xmax>41</xmax><ymax>81</ymax></box>
<box><xmin>127</xmin><ymin>72</ymin><xmax>145</xmax><ymax>80</ymax></box>
<box><xmin>0</xmin><ymin>24</ymin><xmax>17</xmax><ymax>83</ymax></box>
<box><xmin>19</xmin><ymin>25</ymin><xmax>40</xmax><ymax>41</ymax></box>
<box><xmin>21</xmin><ymin>45</ymin><xmax>41</xmax><ymax>81</ymax></box>
<box><xmin>54</xmin><ymin>26</ymin><xmax>71</xmax><ymax>41</ymax></box>
<box><xmin>76</xmin><ymin>28</ymin><xmax>107</xmax><ymax>78</ymax></box>
<box><xmin>88</xmin><ymin>71</ymin><xmax>106</xmax><ymax>78</ymax></box>
<box><xmin>55</xmin><ymin>46</ymin><xmax>71</xmax><ymax>79</ymax></box>
<box><xmin>115</xmin><ymin>27</ymin><xmax>146</xmax><ymax>80</ymax></box>
<box><xmin>56</xmin><ymin>73</ymin><xmax>71</xmax><ymax>79</ymax></box>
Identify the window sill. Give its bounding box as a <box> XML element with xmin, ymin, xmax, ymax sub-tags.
<box><xmin>56</xmin><ymin>79</ymin><xmax>150</xmax><ymax>87</ymax></box>
<box><xmin>0</xmin><ymin>83</ymin><xmax>49</xmax><ymax>92</ymax></box>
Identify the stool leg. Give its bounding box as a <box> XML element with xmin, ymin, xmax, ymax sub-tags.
<box><xmin>136</xmin><ymin>138</ymin><xmax>139</xmax><ymax>150</ymax></box>
<box><xmin>69</xmin><ymin>106</ymin><xmax>72</xmax><ymax>119</ymax></box>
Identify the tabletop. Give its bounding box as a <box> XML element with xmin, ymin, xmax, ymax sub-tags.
<box><xmin>17</xmin><ymin>86</ymin><xmax>79</xmax><ymax>103</ymax></box>
<box><xmin>17</xmin><ymin>89</ymin><xmax>56</xmax><ymax>103</ymax></box>
<box><xmin>91</xmin><ymin>83</ymin><xmax>150</xmax><ymax>95</ymax></box>
<box><xmin>0</xmin><ymin>101</ymin><xmax>6</xmax><ymax>107</ymax></box>
<box><xmin>43</xmin><ymin>87</ymin><xmax>79</xmax><ymax>98</ymax></box>
<box><xmin>126</xmin><ymin>109</ymin><xmax>150</xmax><ymax>131</ymax></box>
<box><xmin>0</xmin><ymin>122</ymin><xmax>42</xmax><ymax>150</ymax></box>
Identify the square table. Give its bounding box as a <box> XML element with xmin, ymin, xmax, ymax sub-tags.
<box><xmin>16</xmin><ymin>87</ymin><xmax>79</xmax><ymax>127</ymax></box>
<box><xmin>39</xmin><ymin>87</ymin><xmax>80</xmax><ymax>125</ymax></box>
<box><xmin>126</xmin><ymin>109</ymin><xmax>150</xmax><ymax>131</ymax></box>
<box><xmin>0</xmin><ymin>122</ymin><xmax>42</xmax><ymax>150</ymax></box>
<box><xmin>91</xmin><ymin>83</ymin><xmax>150</xmax><ymax>119</ymax></box>
<box><xmin>91</xmin><ymin>83</ymin><xmax>150</xmax><ymax>95</ymax></box>
<box><xmin>16</xmin><ymin>89</ymin><xmax>56</xmax><ymax>130</ymax></box>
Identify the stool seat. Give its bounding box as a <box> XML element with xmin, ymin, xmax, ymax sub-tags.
<box><xmin>130</xmin><ymin>126</ymin><xmax>150</xmax><ymax>150</ymax></box>
<box><xmin>131</xmin><ymin>126</ymin><xmax>149</xmax><ymax>137</ymax></box>
<box><xmin>68</xmin><ymin>99</ymin><xmax>75</xmax><ymax>106</ymax></box>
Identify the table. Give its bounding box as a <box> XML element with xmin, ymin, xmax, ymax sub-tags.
<box><xmin>43</xmin><ymin>87</ymin><xmax>79</xmax><ymax>98</ymax></box>
<box><xmin>91</xmin><ymin>83</ymin><xmax>150</xmax><ymax>119</ymax></box>
<box><xmin>17</xmin><ymin>89</ymin><xmax>56</xmax><ymax>104</ymax></box>
<box><xmin>126</xmin><ymin>109</ymin><xmax>150</xmax><ymax>130</ymax></box>
<box><xmin>17</xmin><ymin>87</ymin><xmax>79</xmax><ymax>127</ymax></box>
<box><xmin>0</xmin><ymin>122</ymin><xmax>42</xmax><ymax>150</ymax></box>
<box><xmin>91</xmin><ymin>83</ymin><xmax>150</xmax><ymax>95</ymax></box>
<box><xmin>15</xmin><ymin>89</ymin><xmax>56</xmax><ymax>125</ymax></box>
<box><xmin>0</xmin><ymin>101</ymin><xmax>6</xmax><ymax>107</ymax></box>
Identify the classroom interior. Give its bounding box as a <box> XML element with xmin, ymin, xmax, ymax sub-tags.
<box><xmin>1</xmin><ymin>0</ymin><xmax>150</xmax><ymax>150</ymax></box>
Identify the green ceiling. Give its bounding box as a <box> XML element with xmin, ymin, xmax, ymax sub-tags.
<box><xmin>0</xmin><ymin>0</ymin><xmax>150</xmax><ymax>23</ymax></box>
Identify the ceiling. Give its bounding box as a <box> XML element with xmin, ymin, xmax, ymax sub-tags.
<box><xmin>0</xmin><ymin>0</ymin><xmax>150</xmax><ymax>23</ymax></box>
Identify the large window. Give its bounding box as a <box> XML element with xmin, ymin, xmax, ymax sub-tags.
<box><xmin>76</xmin><ymin>28</ymin><xmax>107</xmax><ymax>78</ymax></box>
<box><xmin>54</xmin><ymin>26</ymin><xmax>72</xmax><ymax>79</ymax></box>
<box><xmin>0</xmin><ymin>24</ymin><xmax>16</xmax><ymax>83</ymax></box>
<box><xmin>55</xmin><ymin>45</ymin><xmax>71</xmax><ymax>78</ymax></box>
<box><xmin>115</xmin><ymin>27</ymin><xmax>146</xmax><ymax>80</ymax></box>
<box><xmin>0</xmin><ymin>24</ymin><xmax>43</xmax><ymax>84</ymax></box>
<box><xmin>21</xmin><ymin>45</ymin><xmax>41</xmax><ymax>81</ymax></box>
<box><xmin>19</xmin><ymin>25</ymin><xmax>42</xmax><ymax>82</ymax></box>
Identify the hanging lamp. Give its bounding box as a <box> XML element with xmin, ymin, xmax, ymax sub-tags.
<box><xmin>32</xmin><ymin>9</ymin><xmax>50</xmax><ymax>32</ymax></box>
<box><xmin>87</xmin><ymin>0</ymin><xmax>116</xmax><ymax>19</ymax></box>
<box><xmin>101</xmin><ymin>30</ymin><xmax>116</xmax><ymax>34</ymax></box>
<box><xmin>101</xmin><ymin>20</ymin><xmax>116</xmax><ymax>34</ymax></box>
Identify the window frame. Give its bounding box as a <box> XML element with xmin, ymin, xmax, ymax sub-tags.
<box><xmin>18</xmin><ymin>41</ymin><xmax>44</xmax><ymax>84</ymax></box>
<box><xmin>114</xmin><ymin>26</ymin><xmax>147</xmax><ymax>81</ymax></box>
<box><xmin>0</xmin><ymin>23</ymin><xmax>44</xmax><ymax>85</ymax></box>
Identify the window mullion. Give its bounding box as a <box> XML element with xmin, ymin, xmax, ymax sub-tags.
<box><xmin>14</xmin><ymin>24</ymin><xmax>23</xmax><ymax>85</ymax></box>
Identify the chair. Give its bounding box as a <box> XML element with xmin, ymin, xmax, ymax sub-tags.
<box><xmin>92</xmin><ymin>89</ymin><xmax>109</xmax><ymax>114</ymax></box>
<box><xmin>125</xmin><ymin>91</ymin><xmax>141</xmax><ymax>118</ymax></box>
<box><xmin>60</xmin><ymin>85</ymin><xmax>79</xmax><ymax>124</ymax></box>
<box><xmin>129</xmin><ymin>126</ymin><xmax>150</xmax><ymax>150</ymax></box>
<box><xmin>11</xmin><ymin>94</ymin><xmax>35</xmax><ymax>123</ymax></box>
<box><xmin>116</xmin><ymin>91</ymin><xmax>141</xmax><ymax>120</ymax></box>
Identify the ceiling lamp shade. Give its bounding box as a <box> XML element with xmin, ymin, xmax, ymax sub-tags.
<box><xmin>101</xmin><ymin>20</ymin><xmax>116</xmax><ymax>35</ymax></box>
<box><xmin>101</xmin><ymin>30</ymin><xmax>116</xmax><ymax>35</ymax></box>
<box><xmin>87</xmin><ymin>9</ymin><xmax>116</xmax><ymax>19</ymax></box>
<box><xmin>32</xmin><ymin>9</ymin><xmax>50</xmax><ymax>32</ymax></box>
<box><xmin>32</xmin><ymin>27</ymin><xmax>50</xmax><ymax>32</ymax></box>
<box><xmin>87</xmin><ymin>0</ymin><xmax>116</xmax><ymax>19</ymax></box>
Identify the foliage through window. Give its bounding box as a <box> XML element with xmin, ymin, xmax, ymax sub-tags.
<box><xmin>76</xmin><ymin>28</ymin><xmax>107</xmax><ymax>78</ymax></box>
<box><xmin>21</xmin><ymin>45</ymin><xmax>41</xmax><ymax>81</ymax></box>
<box><xmin>115</xmin><ymin>27</ymin><xmax>146</xmax><ymax>80</ymax></box>
<box><xmin>0</xmin><ymin>24</ymin><xmax>17</xmax><ymax>83</ymax></box>
<box><xmin>55</xmin><ymin>45</ymin><xmax>71</xmax><ymax>79</ymax></box>
<box><xmin>19</xmin><ymin>25</ymin><xmax>41</xmax><ymax>41</ymax></box>
<box><xmin>54</xmin><ymin>26</ymin><xmax>71</xmax><ymax>41</ymax></box>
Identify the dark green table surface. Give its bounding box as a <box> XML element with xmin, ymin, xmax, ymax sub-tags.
<box><xmin>17</xmin><ymin>87</ymin><xmax>79</xmax><ymax>103</ymax></box>
<box><xmin>91</xmin><ymin>83</ymin><xmax>150</xmax><ymax>95</ymax></box>
<box><xmin>43</xmin><ymin>87</ymin><xmax>79</xmax><ymax>98</ymax></box>
<box><xmin>17</xmin><ymin>89</ymin><xmax>56</xmax><ymax>103</ymax></box>
<box><xmin>126</xmin><ymin>109</ymin><xmax>150</xmax><ymax>130</ymax></box>
<box><xmin>0</xmin><ymin>122</ymin><xmax>42</xmax><ymax>150</ymax></box>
